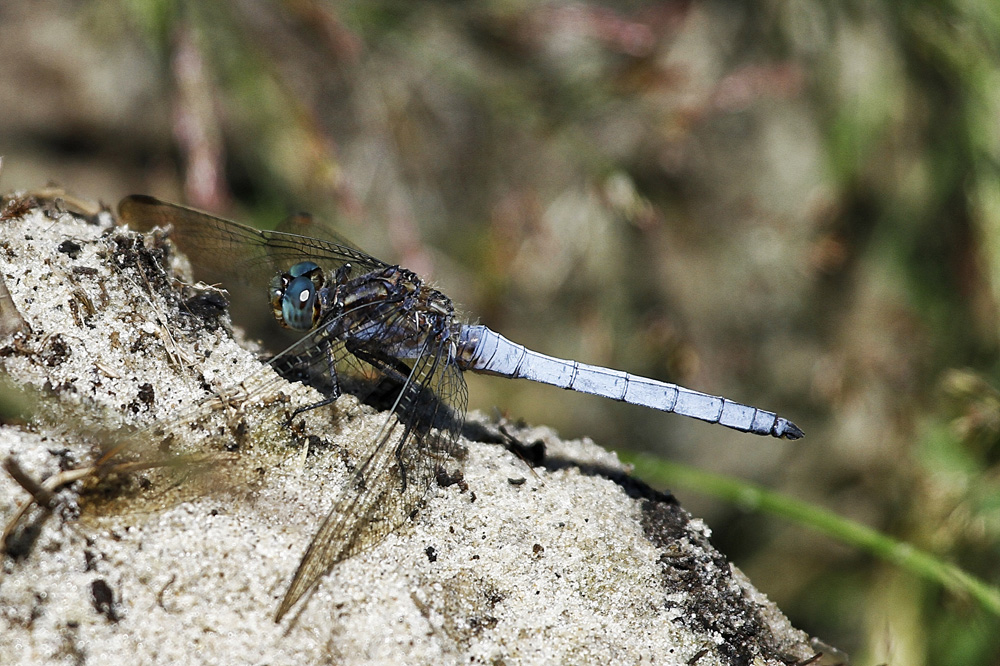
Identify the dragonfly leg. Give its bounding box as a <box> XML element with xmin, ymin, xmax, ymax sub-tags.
<box><xmin>342</xmin><ymin>340</ymin><xmax>414</xmax><ymax>412</ymax></box>
<box><xmin>289</xmin><ymin>394</ymin><xmax>339</xmax><ymax>420</ymax></box>
<box><xmin>279</xmin><ymin>338</ymin><xmax>343</xmax><ymax>421</ymax></box>
<box><xmin>346</xmin><ymin>343</ymin><xmax>424</xmax><ymax>494</ymax></box>
<box><xmin>345</xmin><ymin>340</ymin><xmax>413</xmax><ymax>386</ymax></box>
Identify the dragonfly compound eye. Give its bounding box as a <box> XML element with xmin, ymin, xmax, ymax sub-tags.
<box><xmin>271</xmin><ymin>262</ymin><xmax>323</xmax><ymax>331</ymax></box>
<box><xmin>281</xmin><ymin>275</ymin><xmax>321</xmax><ymax>330</ymax></box>
<box><xmin>289</xmin><ymin>261</ymin><xmax>321</xmax><ymax>278</ymax></box>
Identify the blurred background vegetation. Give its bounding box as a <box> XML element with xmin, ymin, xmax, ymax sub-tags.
<box><xmin>2</xmin><ymin>1</ymin><xmax>999</xmax><ymax>663</ymax></box>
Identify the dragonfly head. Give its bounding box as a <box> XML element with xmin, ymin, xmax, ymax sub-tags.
<box><xmin>270</xmin><ymin>261</ymin><xmax>324</xmax><ymax>331</ymax></box>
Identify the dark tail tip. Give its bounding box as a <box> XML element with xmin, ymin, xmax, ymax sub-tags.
<box><xmin>773</xmin><ymin>418</ymin><xmax>804</xmax><ymax>440</ymax></box>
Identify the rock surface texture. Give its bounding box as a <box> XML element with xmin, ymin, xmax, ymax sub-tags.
<box><xmin>0</xmin><ymin>193</ymin><xmax>837</xmax><ymax>665</ymax></box>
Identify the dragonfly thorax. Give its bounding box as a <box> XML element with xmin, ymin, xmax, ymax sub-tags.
<box><xmin>324</xmin><ymin>266</ymin><xmax>461</xmax><ymax>358</ymax></box>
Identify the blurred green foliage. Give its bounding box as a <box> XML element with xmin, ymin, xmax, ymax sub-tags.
<box><xmin>3</xmin><ymin>0</ymin><xmax>1000</xmax><ymax>663</ymax></box>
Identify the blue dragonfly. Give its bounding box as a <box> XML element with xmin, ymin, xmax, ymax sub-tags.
<box><xmin>118</xmin><ymin>195</ymin><xmax>802</xmax><ymax>620</ymax></box>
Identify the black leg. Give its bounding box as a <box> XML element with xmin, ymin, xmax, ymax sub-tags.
<box><xmin>280</xmin><ymin>338</ymin><xmax>343</xmax><ymax>421</ymax></box>
<box><xmin>346</xmin><ymin>343</ymin><xmax>422</xmax><ymax>493</ymax></box>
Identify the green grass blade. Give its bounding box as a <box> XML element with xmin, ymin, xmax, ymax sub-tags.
<box><xmin>623</xmin><ymin>453</ymin><xmax>1000</xmax><ymax>616</ymax></box>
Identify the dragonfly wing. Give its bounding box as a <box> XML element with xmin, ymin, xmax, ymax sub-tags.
<box><xmin>96</xmin><ymin>315</ymin><xmax>354</xmax><ymax>470</ymax></box>
<box><xmin>272</xmin><ymin>210</ymin><xmax>372</xmax><ymax>263</ymax></box>
<box><xmin>275</xmin><ymin>331</ymin><xmax>468</xmax><ymax>621</ymax></box>
<box><xmin>118</xmin><ymin>195</ymin><xmax>387</xmax><ymax>286</ymax></box>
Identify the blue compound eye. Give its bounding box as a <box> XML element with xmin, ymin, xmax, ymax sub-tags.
<box><xmin>289</xmin><ymin>261</ymin><xmax>320</xmax><ymax>278</ymax></box>
<box><xmin>282</xmin><ymin>275</ymin><xmax>319</xmax><ymax>331</ymax></box>
<box><xmin>270</xmin><ymin>261</ymin><xmax>324</xmax><ymax>331</ymax></box>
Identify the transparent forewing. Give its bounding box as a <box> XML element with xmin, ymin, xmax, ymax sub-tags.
<box><xmin>118</xmin><ymin>195</ymin><xmax>387</xmax><ymax>286</ymax></box>
<box><xmin>90</xmin><ymin>303</ymin><xmax>437</xmax><ymax>514</ymax></box>
<box><xmin>96</xmin><ymin>319</ymin><xmax>349</xmax><ymax>471</ymax></box>
<box><xmin>276</xmin><ymin>331</ymin><xmax>467</xmax><ymax>620</ymax></box>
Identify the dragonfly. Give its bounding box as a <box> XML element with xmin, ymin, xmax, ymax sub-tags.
<box><xmin>117</xmin><ymin>194</ymin><xmax>803</xmax><ymax>621</ymax></box>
